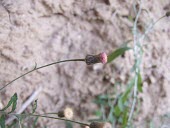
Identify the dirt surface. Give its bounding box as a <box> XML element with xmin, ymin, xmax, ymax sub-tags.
<box><xmin>0</xmin><ymin>0</ymin><xmax>170</xmax><ymax>128</ymax></box>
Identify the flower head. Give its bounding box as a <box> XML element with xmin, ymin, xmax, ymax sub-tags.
<box><xmin>64</xmin><ymin>107</ymin><xmax>73</xmax><ymax>119</ymax></box>
<box><xmin>58</xmin><ymin>107</ymin><xmax>73</xmax><ymax>119</ymax></box>
<box><xmin>85</xmin><ymin>52</ymin><xmax>107</xmax><ymax>65</ymax></box>
<box><xmin>89</xmin><ymin>122</ymin><xmax>111</xmax><ymax>128</ymax></box>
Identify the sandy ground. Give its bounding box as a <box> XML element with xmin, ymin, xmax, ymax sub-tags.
<box><xmin>0</xmin><ymin>0</ymin><xmax>170</xmax><ymax>127</ymax></box>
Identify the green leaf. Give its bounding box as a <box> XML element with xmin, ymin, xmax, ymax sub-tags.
<box><xmin>122</xmin><ymin>78</ymin><xmax>135</xmax><ymax>103</ymax></box>
<box><xmin>11</xmin><ymin>96</ymin><xmax>17</xmax><ymax>114</ymax></box>
<box><xmin>137</xmin><ymin>72</ymin><xmax>143</xmax><ymax>92</ymax></box>
<box><xmin>108</xmin><ymin>107</ymin><xmax>115</xmax><ymax>123</ymax></box>
<box><xmin>114</xmin><ymin>106</ymin><xmax>121</xmax><ymax>117</ymax></box>
<box><xmin>95</xmin><ymin>110</ymin><xmax>102</xmax><ymax>117</ymax></box>
<box><xmin>122</xmin><ymin>109</ymin><xmax>128</xmax><ymax>128</ymax></box>
<box><xmin>93</xmin><ymin>99</ymin><xmax>107</xmax><ymax>105</ymax></box>
<box><xmin>98</xmin><ymin>94</ymin><xmax>109</xmax><ymax>100</ymax></box>
<box><xmin>32</xmin><ymin>99</ymin><xmax>38</xmax><ymax>114</ymax></box>
<box><xmin>1</xmin><ymin>93</ymin><xmax>17</xmax><ymax>113</ymax></box>
<box><xmin>118</xmin><ymin>97</ymin><xmax>124</xmax><ymax>112</ymax></box>
<box><xmin>107</xmin><ymin>47</ymin><xmax>131</xmax><ymax>63</ymax></box>
<box><xmin>0</xmin><ymin>114</ymin><xmax>5</xmax><ymax>128</ymax></box>
<box><xmin>32</xmin><ymin>117</ymin><xmax>39</xmax><ymax>128</ymax></box>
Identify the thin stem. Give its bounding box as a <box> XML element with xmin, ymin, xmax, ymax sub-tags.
<box><xmin>140</xmin><ymin>15</ymin><xmax>166</xmax><ymax>42</ymax></box>
<box><xmin>43</xmin><ymin>112</ymin><xmax>58</xmax><ymax>115</ymax></box>
<box><xmin>16</xmin><ymin>116</ymin><xmax>22</xmax><ymax>128</ymax></box>
<box><xmin>128</xmin><ymin>0</ymin><xmax>142</xmax><ymax>125</ymax></box>
<box><xmin>11</xmin><ymin>113</ymin><xmax>89</xmax><ymax>126</ymax></box>
<box><xmin>0</xmin><ymin>59</ymin><xmax>85</xmax><ymax>91</ymax></box>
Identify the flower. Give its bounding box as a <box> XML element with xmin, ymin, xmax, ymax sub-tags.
<box><xmin>89</xmin><ymin>122</ymin><xmax>111</xmax><ymax>128</ymax></box>
<box><xmin>58</xmin><ymin>107</ymin><xmax>73</xmax><ymax>119</ymax></box>
<box><xmin>99</xmin><ymin>52</ymin><xmax>107</xmax><ymax>64</ymax></box>
<box><xmin>85</xmin><ymin>52</ymin><xmax>108</xmax><ymax>65</ymax></box>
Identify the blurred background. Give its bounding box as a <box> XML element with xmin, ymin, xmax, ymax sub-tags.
<box><xmin>0</xmin><ymin>0</ymin><xmax>170</xmax><ymax>127</ymax></box>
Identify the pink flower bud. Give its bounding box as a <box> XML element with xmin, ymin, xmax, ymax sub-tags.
<box><xmin>99</xmin><ymin>52</ymin><xmax>107</xmax><ymax>64</ymax></box>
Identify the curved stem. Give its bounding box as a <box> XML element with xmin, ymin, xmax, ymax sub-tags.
<box><xmin>43</xmin><ymin>112</ymin><xmax>58</xmax><ymax>115</ymax></box>
<box><xmin>0</xmin><ymin>59</ymin><xmax>85</xmax><ymax>91</ymax></box>
<box><xmin>140</xmin><ymin>15</ymin><xmax>166</xmax><ymax>42</ymax></box>
<box><xmin>11</xmin><ymin>113</ymin><xmax>89</xmax><ymax>126</ymax></box>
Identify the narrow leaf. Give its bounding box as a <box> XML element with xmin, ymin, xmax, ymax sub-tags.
<box><xmin>122</xmin><ymin>109</ymin><xmax>128</xmax><ymax>128</ymax></box>
<box><xmin>10</xmin><ymin>94</ymin><xmax>17</xmax><ymax>113</ymax></box>
<box><xmin>0</xmin><ymin>114</ymin><xmax>5</xmax><ymax>128</ymax></box>
<box><xmin>114</xmin><ymin>106</ymin><xmax>121</xmax><ymax>117</ymax></box>
<box><xmin>32</xmin><ymin>117</ymin><xmax>39</xmax><ymax>128</ymax></box>
<box><xmin>108</xmin><ymin>47</ymin><xmax>131</xmax><ymax>63</ymax></box>
<box><xmin>108</xmin><ymin>107</ymin><xmax>114</xmax><ymax>123</ymax></box>
<box><xmin>118</xmin><ymin>97</ymin><xmax>124</xmax><ymax>112</ymax></box>
<box><xmin>137</xmin><ymin>72</ymin><xmax>143</xmax><ymax>92</ymax></box>
<box><xmin>122</xmin><ymin>78</ymin><xmax>135</xmax><ymax>103</ymax></box>
<box><xmin>1</xmin><ymin>93</ymin><xmax>17</xmax><ymax>113</ymax></box>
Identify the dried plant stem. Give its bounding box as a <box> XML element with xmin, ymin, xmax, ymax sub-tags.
<box><xmin>0</xmin><ymin>59</ymin><xmax>85</xmax><ymax>91</ymax></box>
<box><xmin>10</xmin><ymin>113</ymin><xmax>89</xmax><ymax>126</ymax></box>
<box><xmin>128</xmin><ymin>0</ymin><xmax>142</xmax><ymax>124</ymax></box>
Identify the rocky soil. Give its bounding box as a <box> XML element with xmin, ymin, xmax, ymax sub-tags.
<box><xmin>0</xmin><ymin>0</ymin><xmax>170</xmax><ymax>127</ymax></box>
